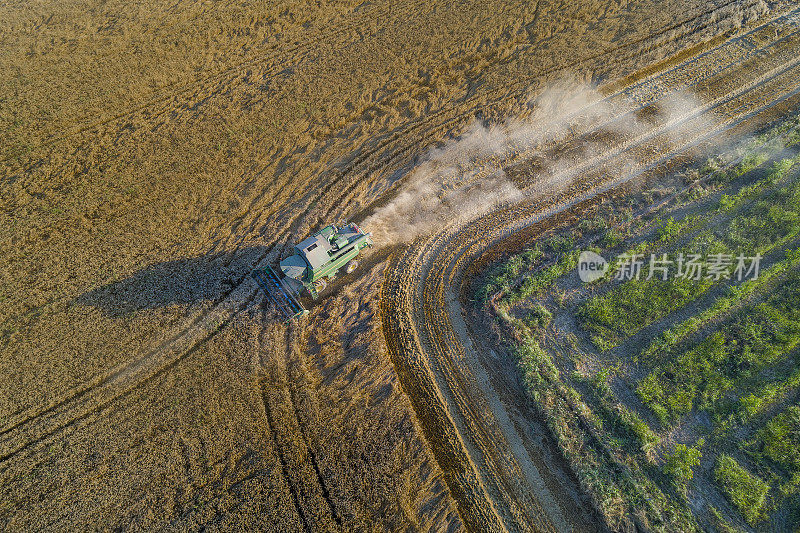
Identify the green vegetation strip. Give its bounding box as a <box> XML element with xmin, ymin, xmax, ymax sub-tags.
<box><xmin>641</xmin><ymin>247</ymin><xmax>800</xmax><ymax>362</ymax></box>
<box><xmin>739</xmin><ymin>364</ymin><xmax>800</xmax><ymax>422</ymax></box>
<box><xmin>580</xmin><ymin>155</ymin><xmax>800</xmax><ymax>350</ymax></box>
<box><xmin>637</xmin><ymin>269</ymin><xmax>800</xmax><ymax>424</ymax></box>
<box><xmin>510</xmin><ymin>332</ymin><xmax>696</xmax><ymax>531</ymax></box>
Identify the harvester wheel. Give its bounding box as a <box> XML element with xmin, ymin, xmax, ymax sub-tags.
<box><xmin>346</xmin><ymin>260</ymin><xmax>359</xmax><ymax>274</ymax></box>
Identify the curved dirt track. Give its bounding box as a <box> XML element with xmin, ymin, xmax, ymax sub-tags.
<box><xmin>382</xmin><ymin>7</ymin><xmax>800</xmax><ymax>532</ymax></box>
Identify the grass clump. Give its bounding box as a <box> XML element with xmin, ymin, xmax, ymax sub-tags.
<box><xmin>480</xmin><ymin>248</ymin><xmax>542</xmax><ymax>299</ymax></box>
<box><xmin>663</xmin><ymin>439</ymin><xmax>704</xmax><ymax>487</ymax></box>
<box><xmin>578</xmin><ymin>278</ymin><xmax>702</xmax><ymax>350</ymax></box>
<box><xmin>524</xmin><ymin>303</ymin><xmax>552</xmax><ymax>330</ymax></box>
<box><xmin>752</xmin><ymin>405</ymin><xmax>800</xmax><ymax>483</ymax></box>
<box><xmin>513</xmin><ymin>250</ymin><xmax>579</xmax><ymax>301</ymax></box>
<box><xmin>714</xmin><ymin>455</ymin><xmax>770</xmax><ymax>525</ymax></box>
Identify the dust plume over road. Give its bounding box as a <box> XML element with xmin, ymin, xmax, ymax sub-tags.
<box><xmin>362</xmin><ymin>81</ymin><xmax>601</xmax><ymax>244</ymax></box>
<box><xmin>364</xmin><ymin>79</ymin><xmax>714</xmax><ymax>245</ymax></box>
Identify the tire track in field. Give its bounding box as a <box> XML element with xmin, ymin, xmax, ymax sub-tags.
<box><xmin>0</xmin><ymin>0</ymin><xmax>791</xmax><ymax>475</ymax></box>
<box><xmin>286</xmin><ymin>370</ymin><xmax>343</xmax><ymax>528</ymax></box>
<box><xmin>0</xmin><ymin>287</ymin><xmax>255</xmax><ymax>467</ymax></box>
<box><xmin>380</xmin><ymin>22</ymin><xmax>800</xmax><ymax>533</ymax></box>
<box><xmin>258</xmin><ymin>321</ymin><xmax>342</xmax><ymax>531</ymax></box>
<box><xmin>259</xmin><ymin>378</ymin><xmax>312</xmax><ymax>533</ymax></box>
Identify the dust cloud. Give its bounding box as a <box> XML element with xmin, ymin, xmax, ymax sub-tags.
<box><xmin>361</xmin><ymin>80</ymin><xmax>605</xmax><ymax>244</ymax></box>
<box><xmin>362</xmin><ymin>77</ymin><xmax>718</xmax><ymax>245</ymax></box>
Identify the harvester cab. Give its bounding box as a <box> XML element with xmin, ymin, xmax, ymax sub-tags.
<box><xmin>252</xmin><ymin>222</ymin><xmax>373</xmax><ymax>320</ymax></box>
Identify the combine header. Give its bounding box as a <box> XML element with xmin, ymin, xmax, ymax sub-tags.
<box><xmin>252</xmin><ymin>266</ymin><xmax>307</xmax><ymax>319</ymax></box>
<box><xmin>252</xmin><ymin>222</ymin><xmax>373</xmax><ymax>320</ymax></box>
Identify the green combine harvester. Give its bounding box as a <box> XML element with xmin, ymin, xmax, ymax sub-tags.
<box><xmin>252</xmin><ymin>222</ymin><xmax>373</xmax><ymax>320</ymax></box>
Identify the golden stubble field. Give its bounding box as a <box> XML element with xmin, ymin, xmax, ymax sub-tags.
<box><xmin>0</xmin><ymin>0</ymin><xmax>788</xmax><ymax>529</ymax></box>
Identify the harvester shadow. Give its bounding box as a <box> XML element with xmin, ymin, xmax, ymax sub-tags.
<box><xmin>76</xmin><ymin>243</ymin><xmax>396</xmax><ymax>318</ymax></box>
<box><xmin>75</xmin><ymin>245</ymin><xmax>272</xmax><ymax>317</ymax></box>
